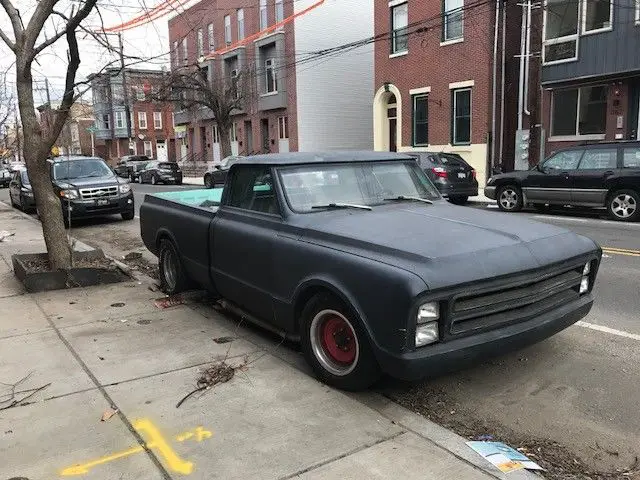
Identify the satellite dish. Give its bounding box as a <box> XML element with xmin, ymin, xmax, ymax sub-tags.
<box><xmin>138</xmin><ymin>134</ymin><xmax>145</xmax><ymax>140</ymax></box>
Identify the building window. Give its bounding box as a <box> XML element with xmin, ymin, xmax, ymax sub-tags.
<box><xmin>412</xmin><ymin>94</ymin><xmax>429</xmax><ymax>146</ymax></box>
<box><xmin>135</xmin><ymin>87</ymin><xmax>145</xmax><ymax>101</ymax></box>
<box><xmin>224</xmin><ymin>15</ymin><xmax>231</xmax><ymax>44</ymax></box>
<box><xmin>172</xmin><ymin>40</ymin><xmax>178</xmax><ymax>66</ymax></box>
<box><xmin>144</xmin><ymin>141</ymin><xmax>153</xmax><ymax>158</ymax></box>
<box><xmin>278</xmin><ymin>116</ymin><xmax>289</xmax><ymax>139</ymax></box>
<box><xmin>443</xmin><ymin>0</ymin><xmax>464</xmax><ymax>42</ymax></box>
<box><xmin>451</xmin><ymin>88</ymin><xmax>471</xmax><ymax>145</ymax></box>
<box><xmin>260</xmin><ymin>0</ymin><xmax>268</xmax><ymax>30</ymax></box>
<box><xmin>551</xmin><ymin>85</ymin><xmax>607</xmax><ymax>137</ymax></box>
<box><xmin>197</xmin><ymin>28</ymin><xmax>204</xmax><ymax>57</ymax></box>
<box><xmin>582</xmin><ymin>0</ymin><xmax>612</xmax><ymax>34</ymax></box>
<box><xmin>230</xmin><ymin>69</ymin><xmax>239</xmax><ymax>99</ymax></box>
<box><xmin>153</xmin><ymin>111</ymin><xmax>163</xmax><ymax>130</ymax></box>
<box><xmin>115</xmin><ymin>111</ymin><xmax>125</xmax><ymax>129</ymax></box>
<box><xmin>237</xmin><ymin>9</ymin><xmax>245</xmax><ymax>40</ymax></box>
<box><xmin>213</xmin><ymin>124</ymin><xmax>220</xmax><ymax>143</ymax></box>
<box><xmin>265</xmin><ymin>58</ymin><xmax>277</xmax><ymax>93</ymax></box>
<box><xmin>390</xmin><ymin>2</ymin><xmax>408</xmax><ymax>54</ymax></box>
<box><xmin>275</xmin><ymin>0</ymin><xmax>284</xmax><ymax>24</ymax></box>
<box><xmin>231</xmin><ymin>122</ymin><xmax>238</xmax><ymax>142</ymax></box>
<box><xmin>543</xmin><ymin>0</ymin><xmax>579</xmax><ymax>64</ymax></box>
<box><xmin>138</xmin><ymin>111</ymin><xmax>148</xmax><ymax>130</ymax></box>
<box><xmin>181</xmin><ymin>37</ymin><xmax>188</xmax><ymax>64</ymax></box>
<box><xmin>208</xmin><ymin>23</ymin><xmax>214</xmax><ymax>52</ymax></box>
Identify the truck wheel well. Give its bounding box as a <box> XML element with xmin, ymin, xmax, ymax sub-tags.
<box><xmin>156</xmin><ymin>232</ymin><xmax>173</xmax><ymax>250</ymax></box>
<box><xmin>294</xmin><ymin>286</ymin><xmax>353</xmax><ymax>334</ymax></box>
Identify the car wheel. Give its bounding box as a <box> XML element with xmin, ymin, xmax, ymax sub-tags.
<box><xmin>151</xmin><ymin>175</ymin><xmax>157</xmax><ymax>185</ymax></box>
<box><xmin>497</xmin><ymin>185</ymin><xmax>523</xmax><ymax>212</ymax></box>
<box><xmin>158</xmin><ymin>239</ymin><xmax>190</xmax><ymax>294</ymax></box>
<box><xmin>128</xmin><ymin>172</ymin><xmax>133</xmax><ymax>182</ymax></box>
<box><xmin>137</xmin><ymin>175</ymin><xmax>143</xmax><ymax>184</ymax></box>
<box><xmin>204</xmin><ymin>174</ymin><xmax>212</xmax><ymax>189</ymax></box>
<box><xmin>607</xmin><ymin>189</ymin><xmax>640</xmax><ymax>222</ymax></box>
<box><xmin>300</xmin><ymin>293</ymin><xmax>380</xmax><ymax>391</ymax></box>
<box><xmin>121</xmin><ymin>209</ymin><xmax>135</xmax><ymax>221</ymax></box>
<box><xmin>448</xmin><ymin>195</ymin><xmax>468</xmax><ymax>205</ymax></box>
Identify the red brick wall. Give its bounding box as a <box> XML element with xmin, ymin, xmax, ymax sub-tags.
<box><xmin>374</xmin><ymin>0</ymin><xmax>496</xmax><ymax>147</ymax></box>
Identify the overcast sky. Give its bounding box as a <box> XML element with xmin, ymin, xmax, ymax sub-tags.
<box><xmin>0</xmin><ymin>0</ymin><xmax>195</xmax><ymax>106</ymax></box>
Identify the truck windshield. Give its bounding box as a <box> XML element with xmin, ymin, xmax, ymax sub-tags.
<box><xmin>53</xmin><ymin>159</ymin><xmax>113</xmax><ymax>180</ymax></box>
<box><xmin>278</xmin><ymin>161</ymin><xmax>441</xmax><ymax>213</ymax></box>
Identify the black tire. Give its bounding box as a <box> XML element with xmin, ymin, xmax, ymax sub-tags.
<box><xmin>9</xmin><ymin>192</ymin><xmax>17</xmax><ymax>208</ymax></box>
<box><xmin>204</xmin><ymin>174</ymin><xmax>212</xmax><ymax>189</ymax></box>
<box><xmin>606</xmin><ymin>189</ymin><xmax>640</xmax><ymax>222</ymax></box>
<box><xmin>496</xmin><ymin>185</ymin><xmax>524</xmax><ymax>212</ymax></box>
<box><xmin>448</xmin><ymin>195</ymin><xmax>468</xmax><ymax>205</ymax></box>
<box><xmin>137</xmin><ymin>175</ymin><xmax>143</xmax><ymax>184</ymax></box>
<box><xmin>300</xmin><ymin>293</ymin><xmax>380</xmax><ymax>391</ymax></box>
<box><xmin>121</xmin><ymin>209</ymin><xmax>135</xmax><ymax>221</ymax></box>
<box><xmin>151</xmin><ymin>175</ymin><xmax>157</xmax><ymax>185</ymax></box>
<box><xmin>176</xmin><ymin>180</ymin><xmax>183</xmax><ymax>185</ymax></box>
<box><xmin>158</xmin><ymin>239</ymin><xmax>190</xmax><ymax>294</ymax></box>
<box><xmin>128</xmin><ymin>172</ymin><xmax>134</xmax><ymax>182</ymax></box>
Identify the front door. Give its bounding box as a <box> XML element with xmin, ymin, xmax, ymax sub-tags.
<box><xmin>212</xmin><ymin>125</ymin><xmax>221</xmax><ymax>163</ymax></box>
<box><xmin>569</xmin><ymin>147</ymin><xmax>618</xmax><ymax>206</ymax></box>
<box><xmin>261</xmin><ymin>119</ymin><xmax>270</xmax><ymax>153</ymax></box>
<box><xmin>244</xmin><ymin>120</ymin><xmax>253</xmax><ymax>154</ymax></box>
<box><xmin>522</xmin><ymin>149</ymin><xmax>583</xmax><ymax>204</ymax></box>
<box><xmin>389</xmin><ymin>118</ymin><xmax>397</xmax><ymax>152</ymax></box>
<box><xmin>156</xmin><ymin>140</ymin><xmax>168</xmax><ymax>162</ymax></box>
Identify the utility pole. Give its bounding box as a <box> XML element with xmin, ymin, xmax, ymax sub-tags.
<box><xmin>527</xmin><ymin>1</ymin><xmax>543</xmax><ymax>167</ymax></box>
<box><xmin>118</xmin><ymin>32</ymin><xmax>133</xmax><ymax>155</ymax></box>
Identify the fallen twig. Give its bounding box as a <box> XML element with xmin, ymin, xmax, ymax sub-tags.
<box><xmin>0</xmin><ymin>382</ymin><xmax>51</xmax><ymax>410</ymax></box>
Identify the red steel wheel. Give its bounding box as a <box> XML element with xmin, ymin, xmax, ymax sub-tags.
<box><xmin>310</xmin><ymin>309</ymin><xmax>359</xmax><ymax>376</ymax></box>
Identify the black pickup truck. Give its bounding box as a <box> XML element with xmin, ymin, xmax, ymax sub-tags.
<box><xmin>140</xmin><ymin>152</ymin><xmax>601</xmax><ymax>390</ymax></box>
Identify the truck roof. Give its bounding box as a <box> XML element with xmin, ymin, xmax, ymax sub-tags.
<box><xmin>233</xmin><ymin>151</ymin><xmax>415</xmax><ymax>165</ymax></box>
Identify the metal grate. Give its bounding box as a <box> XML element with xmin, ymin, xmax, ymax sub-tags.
<box><xmin>79</xmin><ymin>186</ymin><xmax>118</xmax><ymax>200</ymax></box>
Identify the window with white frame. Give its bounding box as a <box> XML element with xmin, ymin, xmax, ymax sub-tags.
<box><xmin>102</xmin><ymin>114</ymin><xmax>111</xmax><ymax>130</ymax></box>
<box><xmin>412</xmin><ymin>94</ymin><xmax>429</xmax><ymax>146</ymax></box>
<box><xmin>172</xmin><ymin>40</ymin><xmax>178</xmax><ymax>66</ymax></box>
<box><xmin>224</xmin><ymin>15</ymin><xmax>231</xmax><ymax>44</ymax></box>
<box><xmin>443</xmin><ymin>0</ymin><xmax>464</xmax><ymax>42</ymax></box>
<box><xmin>260</xmin><ymin>0</ymin><xmax>268</xmax><ymax>30</ymax></box>
<box><xmin>551</xmin><ymin>85</ymin><xmax>608</xmax><ymax>137</ymax></box>
<box><xmin>265</xmin><ymin>58</ymin><xmax>277</xmax><ymax>93</ymax></box>
<box><xmin>181</xmin><ymin>37</ymin><xmax>188</xmax><ymax>64</ymax></box>
<box><xmin>197</xmin><ymin>28</ymin><xmax>204</xmax><ymax>57</ymax></box>
<box><xmin>275</xmin><ymin>0</ymin><xmax>284</xmax><ymax>24</ymax></box>
<box><xmin>543</xmin><ymin>0</ymin><xmax>579</xmax><ymax>64</ymax></box>
<box><xmin>278</xmin><ymin>116</ymin><xmax>289</xmax><ymax>139</ymax></box>
<box><xmin>115</xmin><ymin>111</ymin><xmax>125</xmax><ymax>129</ymax></box>
<box><xmin>144</xmin><ymin>141</ymin><xmax>153</xmax><ymax>158</ymax></box>
<box><xmin>212</xmin><ymin>124</ymin><xmax>220</xmax><ymax>143</ymax></box>
<box><xmin>153</xmin><ymin>111</ymin><xmax>163</xmax><ymax>130</ymax></box>
<box><xmin>135</xmin><ymin>87</ymin><xmax>145</xmax><ymax>101</ymax></box>
<box><xmin>138</xmin><ymin>111</ymin><xmax>148</xmax><ymax>130</ymax></box>
<box><xmin>237</xmin><ymin>9</ymin><xmax>245</xmax><ymax>40</ymax></box>
<box><xmin>208</xmin><ymin>23</ymin><xmax>214</xmax><ymax>52</ymax></box>
<box><xmin>451</xmin><ymin>88</ymin><xmax>471</xmax><ymax>145</ymax></box>
<box><xmin>390</xmin><ymin>2</ymin><xmax>408</xmax><ymax>54</ymax></box>
<box><xmin>231</xmin><ymin>122</ymin><xmax>238</xmax><ymax>142</ymax></box>
<box><xmin>582</xmin><ymin>0</ymin><xmax>613</xmax><ymax>34</ymax></box>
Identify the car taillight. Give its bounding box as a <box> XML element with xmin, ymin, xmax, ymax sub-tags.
<box><xmin>471</xmin><ymin>169</ymin><xmax>476</xmax><ymax>179</ymax></box>
<box><xmin>432</xmin><ymin>167</ymin><xmax>448</xmax><ymax>178</ymax></box>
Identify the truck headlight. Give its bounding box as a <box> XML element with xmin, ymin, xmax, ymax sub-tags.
<box><xmin>417</xmin><ymin>302</ymin><xmax>439</xmax><ymax>323</ymax></box>
<box><xmin>416</xmin><ymin>322</ymin><xmax>439</xmax><ymax>347</ymax></box>
<box><xmin>579</xmin><ymin>262</ymin><xmax>591</xmax><ymax>294</ymax></box>
<box><xmin>59</xmin><ymin>189</ymin><xmax>79</xmax><ymax>199</ymax></box>
<box><xmin>119</xmin><ymin>184</ymin><xmax>131</xmax><ymax>194</ymax></box>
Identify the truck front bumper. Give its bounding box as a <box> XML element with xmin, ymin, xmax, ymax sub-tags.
<box><xmin>62</xmin><ymin>193</ymin><xmax>134</xmax><ymax>219</ymax></box>
<box><xmin>378</xmin><ymin>294</ymin><xmax>593</xmax><ymax>381</ymax></box>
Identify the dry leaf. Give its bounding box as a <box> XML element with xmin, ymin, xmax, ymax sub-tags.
<box><xmin>101</xmin><ymin>408</ymin><xmax>118</xmax><ymax>422</ymax></box>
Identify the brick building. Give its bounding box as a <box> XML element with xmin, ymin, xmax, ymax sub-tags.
<box><xmin>89</xmin><ymin>68</ymin><xmax>176</xmax><ymax>164</ymax></box>
<box><xmin>37</xmin><ymin>101</ymin><xmax>95</xmax><ymax>156</ymax></box>
<box><xmin>168</xmin><ymin>0</ymin><xmax>375</xmax><ymax>164</ymax></box>
<box><xmin>373</xmin><ymin>0</ymin><xmax>529</xmax><ymax>186</ymax></box>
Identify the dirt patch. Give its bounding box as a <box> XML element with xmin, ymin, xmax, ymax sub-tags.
<box><xmin>121</xmin><ymin>253</ymin><xmax>158</xmax><ymax>280</ymax></box>
<box><xmin>384</xmin><ymin>385</ymin><xmax>639</xmax><ymax>480</ymax></box>
<box><xmin>22</xmin><ymin>255</ymin><xmax>116</xmax><ymax>273</ymax></box>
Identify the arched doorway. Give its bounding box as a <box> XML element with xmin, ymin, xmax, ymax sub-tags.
<box><xmin>373</xmin><ymin>84</ymin><xmax>402</xmax><ymax>152</ymax></box>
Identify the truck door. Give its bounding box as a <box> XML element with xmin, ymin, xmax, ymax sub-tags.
<box><xmin>211</xmin><ymin>165</ymin><xmax>281</xmax><ymax>323</ymax></box>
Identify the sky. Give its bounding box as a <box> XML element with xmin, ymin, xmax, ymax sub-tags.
<box><xmin>0</xmin><ymin>0</ymin><xmax>196</xmax><ymax>106</ymax></box>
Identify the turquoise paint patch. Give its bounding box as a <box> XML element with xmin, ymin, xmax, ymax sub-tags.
<box><xmin>153</xmin><ymin>188</ymin><xmax>223</xmax><ymax>206</ymax></box>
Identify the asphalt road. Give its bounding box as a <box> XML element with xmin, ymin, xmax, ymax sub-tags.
<box><xmin>1</xmin><ymin>185</ymin><xmax>639</xmax><ymax>475</ymax></box>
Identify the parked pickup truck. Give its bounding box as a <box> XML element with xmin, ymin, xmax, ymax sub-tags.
<box><xmin>140</xmin><ymin>152</ymin><xmax>602</xmax><ymax>390</ymax></box>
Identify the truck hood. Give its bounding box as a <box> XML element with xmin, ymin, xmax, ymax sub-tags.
<box><xmin>54</xmin><ymin>175</ymin><xmax>122</xmax><ymax>189</ymax></box>
<box><xmin>300</xmin><ymin>202</ymin><xmax>598</xmax><ymax>290</ymax></box>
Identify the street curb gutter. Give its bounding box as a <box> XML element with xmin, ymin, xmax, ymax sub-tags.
<box><xmin>353</xmin><ymin>392</ymin><xmax>544</xmax><ymax>480</ymax></box>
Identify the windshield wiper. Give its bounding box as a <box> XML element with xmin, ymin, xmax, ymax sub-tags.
<box><xmin>383</xmin><ymin>195</ymin><xmax>433</xmax><ymax>205</ymax></box>
<box><xmin>311</xmin><ymin>203</ymin><xmax>372</xmax><ymax>211</ymax></box>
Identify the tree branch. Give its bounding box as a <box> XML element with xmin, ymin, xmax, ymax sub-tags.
<box><xmin>0</xmin><ymin>0</ymin><xmax>22</xmax><ymax>49</ymax></box>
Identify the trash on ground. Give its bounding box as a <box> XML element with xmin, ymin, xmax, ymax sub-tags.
<box><xmin>176</xmin><ymin>360</ymin><xmax>240</xmax><ymax>408</ymax></box>
<box><xmin>154</xmin><ymin>295</ymin><xmax>185</xmax><ymax>309</ymax></box>
<box><xmin>213</xmin><ymin>336</ymin><xmax>234</xmax><ymax>344</ymax></box>
<box><xmin>110</xmin><ymin>302</ymin><xmax>125</xmax><ymax>308</ymax></box>
<box><xmin>0</xmin><ymin>231</ymin><xmax>15</xmax><ymax>242</ymax></box>
<box><xmin>467</xmin><ymin>441</ymin><xmax>544</xmax><ymax>473</ymax></box>
<box><xmin>100</xmin><ymin>408</ymin><xmax>118</xmax><ymax>422</ymax></box>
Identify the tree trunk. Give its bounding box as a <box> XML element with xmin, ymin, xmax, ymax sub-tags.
<box><xmin>15</xmin><ymin>64</ymin><xmax>72</xmax><ymax>271</ymax></box>
<box><xmin>219</xmin><ymin>124</ymin><xmax>232</xmax><ymax>159</ymax></box>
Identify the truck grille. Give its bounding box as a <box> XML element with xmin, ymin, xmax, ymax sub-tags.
<box><xmin>79</xmin><ymin>186</ymin><xmax>118</xmax><ymax>200</ymax></box>
<box><xmin>449</xmin><ymin>267</ymin><xmax>583</xmax><ymax>335</ymax></box>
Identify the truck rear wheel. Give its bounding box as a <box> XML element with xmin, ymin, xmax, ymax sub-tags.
<box><xmin>300</xmin><ymin>293</ymin><xmax>380</xmax><ymax>391</ymax></box>
<box><xmin>158</xmin><ymin>239</ymin><xmax>190</xmax><ymax>294</ymax></box>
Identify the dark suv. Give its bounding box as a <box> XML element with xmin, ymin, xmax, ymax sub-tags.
<box><xmin>49</xmin><ymin>156</ymin><xmax>135</xmax><ymax>226</ymax></box>
<box><xmin>406</xmin><ymin>152</ymin><xmax>478</xmax><ymax>204</ymax></box>
<box><xmin>485</xmin><ymin>141</ymin><xmax>640</xmax><ymax>222</ymax></box>
<box><xmin>114</xmin><ymin>155</ymin><xmax>151</xmax><ymax>182</ymax></box>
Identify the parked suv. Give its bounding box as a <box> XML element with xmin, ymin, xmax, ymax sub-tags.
<box><xmin>114</xmin><ymin>155</ymin><xmax>150</xmax><ymax>182</ymax></box>
<box><xmin>485</xmin><ymin>141</ymin><xmax>640</xmax><ymax>221</ymax></box>
<box><xmin>406</xmin><ymin>152</ymin><xmax>478</xmax><ymax>204</ymax></box>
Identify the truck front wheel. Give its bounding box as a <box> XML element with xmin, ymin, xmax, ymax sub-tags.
<box><xmin>300</xmin><ymin>293</ymin><xmax>380</xmax><ymax>391</ymax></box>
<box><xmin>158</xmin><ymin>239</ymin><xmax>190</xmax><ymax>294</ymax></box>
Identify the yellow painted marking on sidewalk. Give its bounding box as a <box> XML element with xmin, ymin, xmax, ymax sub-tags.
<box><xmin>59</xmin><ymin>420</ymin><xmax>213</xmax><ymax>476</ymax></box>
<box><xmin>602</xmin><ymin>247</ymin><xmax>640</xmax><ymax>257</ymax></box>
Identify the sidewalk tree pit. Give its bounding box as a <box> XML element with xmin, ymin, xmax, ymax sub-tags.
<box><xmin>11</xmin><ymin>249</ymin><xmax>129</xmax><ymax>293</ymax></box>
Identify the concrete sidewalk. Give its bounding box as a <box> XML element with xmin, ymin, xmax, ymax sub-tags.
<box><xmin>0</xmin><ymin>201</ymin><xmax>538</xmax><ymax>480</ymax></box>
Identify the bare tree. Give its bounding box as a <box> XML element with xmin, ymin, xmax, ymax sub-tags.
<box><xmin>155</xmin><ymin>62</ymin><xmax>254</xmax><ymax>160</ymax></box>
<box><xmin>0</xmin><ymin>0</ymin><xmax>98</xmax><ymax>270</ymax></box>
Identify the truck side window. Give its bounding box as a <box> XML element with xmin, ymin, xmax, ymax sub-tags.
<box><xmin>227</xmin><ymin>166</ymin><xmax>278</xmax><ymax>215</ymax></box>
